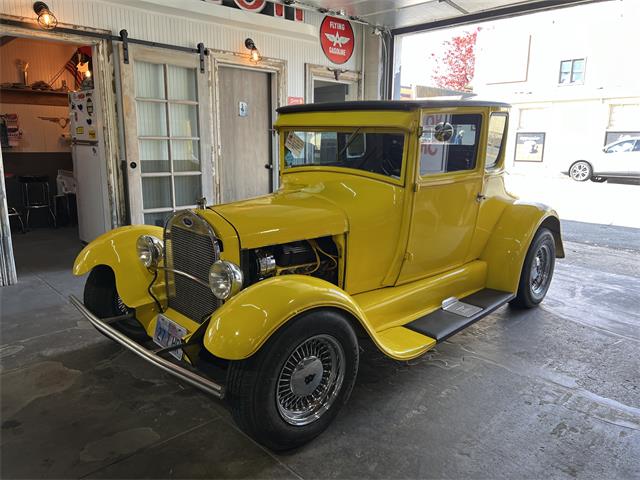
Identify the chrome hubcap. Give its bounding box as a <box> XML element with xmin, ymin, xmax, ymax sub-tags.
<box><xmin>570</xmin><ymin>163</ymin><xmax>589</xmax><ymax>180</ymax></box>
<box><xmin>530</xmin><ymin>244</ymin><xmax>552</xmax><ymax>296</ymax></box>
<box><xmin>276</xmin><ymin>334</ymin><xmax>345</xmax><ymax>426</ymax></box>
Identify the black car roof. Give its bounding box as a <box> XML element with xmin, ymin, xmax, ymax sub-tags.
<box><xmin>277</xmin><ymin>100</ymin><xmax>511</xmax><ymax>114</ymax></box>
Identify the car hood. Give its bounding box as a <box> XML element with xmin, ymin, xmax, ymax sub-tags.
<box><xmin>210</xmin><ymin>189</ymin><xmax>348</xmax><ymax>249</ymax></box>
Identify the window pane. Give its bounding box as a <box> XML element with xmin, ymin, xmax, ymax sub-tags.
<box><xmin>284</xmin><ymin>131</ymin><xmax>405</xmax><ymax>178</ymax></box>
<box><xmin>137</xmin><ymin>101</ymin><xmax>167</xmax><ymax>136</ymax></box>
<box><xmin>174</xmin><ymin>175</ymin><xmax>202</xmax><ymax>206</ymax></box>
<box><xmin>144</xmin><ymin>211</ymin><xmax>171</xmax><ymax>227</ymax></box>
<box><xmin>167</xmin><ymin>65</ymin><xmax>197</xmax><ymax>101</ymax></box>
<box><xmin>572</xmin><ymin>59</ymin><xmax>585</xmax><ymax>72</ymax></box>
<box><xmin>419</xmin><ymin>113</ymin><xmax>482</xmax><ymax>175</ymax></box>
<box><xmin>135</xmin><ymin>62</ymin><xmax>165</xmax><ymax>99</ymax></box>
<box><xmin>560</xmin><ymin>61</ymin><xmax>571</xmax><ymax>73</ymax></box>
<box><xmin>571</xmin><ymin>71</ymin><xmax>584</xmax><ymax>83</ymax></box>
<box><xmin>142</xmin><ymin>176</ymin><xmax>172</xmax><ymax>209</ymax></box>
<box><xmin>169</xmin><ymin>104</ymin><xmax>198</xmax><ymax>137</ymax></box>
<box><xmin>486</xmin><ymin>115</ymin><xmax>507</xmax><ymax>169</ymax></box>
<box><xmin>559</xmin><ymin>71</ymin><xmax>570</xmax><ymax>84</ymax></box>
<box><xmin>172</xmin><ymin>140</ymin><xmax>200</xmax><ymax>172</ymax></box>
<box><xmin>139</xmin><ymin>140</ymin><xmax>169</xmax><ymax>173</ymax></box>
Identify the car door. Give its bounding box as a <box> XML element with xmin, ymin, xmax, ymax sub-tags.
<box><xmin>597</xmin><ymin>139</ymin><xmax>636</xmax><ymax>176</ymax></box>
<box><xmin>397</xmin><ymin>110</ymin><xmax>484</xmax><ymax>283</ymax></box>
<box><xmin>625</xmin><ymin>140</ymin><xmax>640</xmax><ymax>176</ymax></box>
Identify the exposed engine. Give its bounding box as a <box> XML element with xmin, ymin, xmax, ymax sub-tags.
<box><xmin>241</xmin><ymin>236</ymin><xmax>340</xmax><ymax>286</ymax></box>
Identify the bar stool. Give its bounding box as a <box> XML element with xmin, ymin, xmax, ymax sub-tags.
<box><xmin>8</xmin><ymin>207</ymin><xmax>25</xmax><ymax>233</ymax></box>
<box><xmin>17</xmin><ymin>175</ymin><xmax>57</xmax><ymax>229</ymax></box>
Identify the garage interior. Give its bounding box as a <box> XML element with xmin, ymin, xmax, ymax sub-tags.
<box><xmin>1</xmin><ymin>0</ymin><xmax>638</xmax><ymax>479</ymax></box>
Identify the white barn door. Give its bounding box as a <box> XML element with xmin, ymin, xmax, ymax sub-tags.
<box><xmin>120</xmin><ymin>45</ymin><xmax>213</xmax><ymax>226</ymax></box>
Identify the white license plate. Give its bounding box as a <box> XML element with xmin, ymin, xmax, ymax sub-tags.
<box><xmin>153</xmin><ymin>314</ymin><xmax>187</xmax><ymax>361</ymax></box>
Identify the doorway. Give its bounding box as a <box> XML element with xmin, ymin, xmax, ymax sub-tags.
<box><xmin>217</xmin><ymin>66</ymin><xmax>273</xmax><ymax>204</ymax></box>
<box><xmin>306</xmin><ymin>63</ymin><xmax>361</xmax><ymax>103</ymax></box>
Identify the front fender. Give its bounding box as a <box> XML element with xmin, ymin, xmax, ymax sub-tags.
<box><xmin>203</xmin><ymin>275</ymin><xmax>370</xmax><ymax>360</ymax></box>
<box><xmin>480</xmin><ymin>201</ymin><xmax>564</xmax><ymax>293</ymax></box>
<box><xmin>73</xmin><ymin>225</ymin><xmax>164</xmax><ymax>308</ymax></box>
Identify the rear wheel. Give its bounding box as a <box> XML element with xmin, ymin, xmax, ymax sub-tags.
<box><xmin>510</xmin><ymin>228</ymin><xmax>556</xmax><ymax>309</ymax></box>
<box><xmin>84</xmin><ymin>266</ymin><xmax>148</xmax><ymax>341</ymax></box>
<box><xmin>569</xmin><ymin>161</ymin><xmax>592</xmax><ymax>181</ymax></box>
<box><xmin>226</xmin><ymin>309</ymin><xmax>359</xmax><ymax>451</ymax></box>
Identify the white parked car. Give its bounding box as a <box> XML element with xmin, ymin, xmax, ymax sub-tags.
<box><xmin>566</xmin><ymin>137</ymin><xmax>640</xmax><ymax>182</ymax></box>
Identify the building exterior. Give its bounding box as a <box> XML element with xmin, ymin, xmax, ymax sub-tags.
<box><xmin>473</xmin><ymin>0</ymin><xmax>639</xmax><ymax>174</ymax></box>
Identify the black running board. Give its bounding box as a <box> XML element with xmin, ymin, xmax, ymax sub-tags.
<box><xmin>405</xmin><ymin>289</ymin><xmax>515</xmax><ymax>343</ymax></box>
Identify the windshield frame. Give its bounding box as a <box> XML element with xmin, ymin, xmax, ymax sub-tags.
<box><xmin>280</xmin><ymin>127</ymin><xmax>408</xmax><ymax>187</ymax></box>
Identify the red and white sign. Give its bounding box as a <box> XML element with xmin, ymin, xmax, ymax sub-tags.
<box><xmin>287</xmin><ymin>96</ymin><xmax>304</xmax><ymax>105</ymax></box>
<box><xmin>233</xmin><ymin>0</ymin><xmax>266</xmax><ymax>11</ymax></box>
<box><xmin>320</xmin><ymin>16</ymin><xmax>354</xmax><ymax>65</ymax></box>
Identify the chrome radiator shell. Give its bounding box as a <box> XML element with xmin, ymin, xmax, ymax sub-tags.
<box><xmin>164</xmin><ymin>211</ymin><xmax>220</xmax><ymax>323</ymax></box>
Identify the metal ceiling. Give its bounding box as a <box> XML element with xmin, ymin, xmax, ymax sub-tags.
<box><xmin>296</xmin><ymin>0</ymin><xmax>610</xmax><ymax>31</ymax></box>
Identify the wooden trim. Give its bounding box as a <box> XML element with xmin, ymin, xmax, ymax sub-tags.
<box><xmin>305</xmin><ymin>63</ymin><xmax>362</xmax><ymax>103</ymax></box>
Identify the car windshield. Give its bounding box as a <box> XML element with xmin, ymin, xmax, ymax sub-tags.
<box><xmin>283</xmin><ymin>130</ymin><xmax>405</xmax><ymax>179</ymax></box>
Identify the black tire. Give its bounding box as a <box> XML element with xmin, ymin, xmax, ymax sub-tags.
<box><xmin>569</xmin><ymin>161</ymin><xmax>592</xmax><ymax>181</ymax></box>
<box><xmin>226</xmin><ymin>309</ymin><xmax>359</xmax><ymax>451</ymax></box>
<box><xmin>510</xmin><ymin>228</ymin><xmax>556</xmax><ymax>309</ymax></box>
<box><xmin>84</xmin><ymin>266</ymin><xmax>148</xmax><ymax>341</ymax></box>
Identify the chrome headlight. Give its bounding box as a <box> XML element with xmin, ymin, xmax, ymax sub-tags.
<box><xmin>136</xmin><ymin>235</ymin><xmax>163</xmax><ymax>269</ymax></box>
<box><xmin>209</xmin><ymin>260</ymin><xmax>243</xmax><ymax>300</ymax></box>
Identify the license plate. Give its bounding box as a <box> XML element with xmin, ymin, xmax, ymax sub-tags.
<box><xmin>153</xmin><ymin>314</ymin><xmax>187</xmax><ymax>361</ymax></box>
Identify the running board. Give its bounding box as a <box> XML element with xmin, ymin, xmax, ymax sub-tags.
<box><xmin>405</xmin><ymin>289</ymin><xmax>514</xmax><ymax>342</ymax></box>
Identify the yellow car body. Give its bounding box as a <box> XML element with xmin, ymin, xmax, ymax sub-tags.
<box><xmin>73</xmin><ymin>101</ymin><xmax>563</xmax><ymax>363</ymax></box>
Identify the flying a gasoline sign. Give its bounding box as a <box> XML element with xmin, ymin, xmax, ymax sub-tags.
<box><xmin>320</xmin><ymin>16</ymin><xmax>354</xmax><ymax>65</ymax></box>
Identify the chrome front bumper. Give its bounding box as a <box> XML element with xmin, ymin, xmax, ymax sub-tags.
<box><xmin>69</xmin><ymin>295</ymin><xmax>225</xmax><ymax>399</ymax></box>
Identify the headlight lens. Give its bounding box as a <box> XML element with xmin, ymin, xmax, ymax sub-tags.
<box><xmin>209</xmin><ymin>260</ymin><xmax>243</xmax><ymax>300</ymax></box>
<box><xmin>136</xmin><ymin>235</ymin><xmax>163</xmax><ymax>269</ymax></box>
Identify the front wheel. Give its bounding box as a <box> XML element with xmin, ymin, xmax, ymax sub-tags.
<box><xmin>569</xmin><ymin>161</ymin><xmax>592</xmax><ymax>181</ymax></box>
<box><xmin>510</xmin><ymin>228</ymin><xmax>556</xmax><ymax>309</ymax></box>
<box><xmin>226</xmin><ymin>309</ymin><xmax>359</xmax><ymax>451</ymax></box>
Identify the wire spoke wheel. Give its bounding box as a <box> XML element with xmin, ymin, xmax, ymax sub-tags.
<box><xmin>530</xmin><ymin>243</ymin><xmax>552</xmax><ymax>296</ymax></box>
<box><xmin>276</xmin><ymin>334</ymin><xmax>345</xmax><ymax>426</ymax></box>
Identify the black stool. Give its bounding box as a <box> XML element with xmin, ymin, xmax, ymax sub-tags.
<box><xmin>17</xmin><ymin>175</ymin><xmax>56</xmax><ymax>228</ymax></box>
<box><xmin>8</xmin><ymin>207</ymin><xmax>25</xmax><ymax>233</ymax></box>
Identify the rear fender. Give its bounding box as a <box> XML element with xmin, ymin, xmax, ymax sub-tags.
<box><xmin>73</xmin><ymin>225</ymin><xmax>165</xmax><ymax>308</ymax></box>
<box><xmin>480</xmin><ymin>201</ymin><xmax>564</xmax><ymax>293</ymax></box>
<box><xmin>204</xmin><ymin>275</ymin><xmax>377</xmax><ymax>361</ymax></box>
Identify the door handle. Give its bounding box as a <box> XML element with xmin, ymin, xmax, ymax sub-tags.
<box><xmin>264</xmin><ymin>164</ymin><xmax>273</xmax><ymax>170</ymax></box>
<box><xmin>476</xmin><ymin>193</ymin><xmax>487</xmax><ymax>202</ymax></box>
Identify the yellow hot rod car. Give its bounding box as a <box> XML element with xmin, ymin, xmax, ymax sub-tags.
<box><xmin>70</xmin><ymin>100</ymin><xmax>564</xmax><ymax>450</ymax></box>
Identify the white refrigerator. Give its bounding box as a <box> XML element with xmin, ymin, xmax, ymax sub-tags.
<box><xmin>69</xmin><ymin>89</ymin><xmax>111</xmax><ymax>243</ymax></box>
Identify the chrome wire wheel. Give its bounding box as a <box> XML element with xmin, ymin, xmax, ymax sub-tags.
<box><xmin>276</xmin><ymin>334</ymin><xmax>345</xmax><ymax>426</ymax></box>
<box><xmin>570</xmin><ymin>162</ymin><xmax>590</xmax><ymax>181</ymax></box>
<box><xmin>530</xmin><ymin>243</ymin><xmax>552</xmax><ymax>297</ymax></box>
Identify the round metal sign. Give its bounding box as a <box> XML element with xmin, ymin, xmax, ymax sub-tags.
<box><xmin>320</xmin><ymin>16</ymin><xmax>354</xmax><ymax>65</ymax></box>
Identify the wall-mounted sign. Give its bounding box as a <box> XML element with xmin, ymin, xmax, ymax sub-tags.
<box><xmin>238</xmin><ymin>101</ymin><xmax>248</xmax><ymax>117</ymax></box>
<box><xmin>203</xmin><ymin>0</ymin><xmax>303</xmax><ymax>21</ymax></box>
<box><xmin>287</xmin><ymin>96</ymin><xmax>304</xmax><ymax>105</ymax></box>
<box><xmin>515</xmin><ymin>132</ymin><xmax>545</xmax><ymax>162</ymax></box>
<box><xmin>320</xmin><ymin>16</ymin><xmax>354</xmax><ymax>65</ymax></box>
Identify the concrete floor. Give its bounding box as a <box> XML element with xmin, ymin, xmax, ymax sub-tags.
<box><xmin>1</xmin><ymin>224</ymin><xmax>639</xmax><ymax>479</ymax></box>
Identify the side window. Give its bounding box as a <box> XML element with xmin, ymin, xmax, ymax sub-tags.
<box><xmin>634</xmin><ymin>141</ymin><xmax>640</xmax><ymax>152</ymax></box>
<box><xmin>606</xmin><ymin>139</ymin><xmax>635</xmax><ymax>153</ymax></box>
<box><xmin>485</xmin><ymin>114</ymin><xmax>508</xmax><ymax>169</ymax></box>
<box><xmin>419</xmin><ymin>113</ymin><xmax>482</xmax><ymax>175</ymax></box>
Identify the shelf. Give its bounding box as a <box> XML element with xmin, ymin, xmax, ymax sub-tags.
<box><xmin>0</xmin><ymin>88</ymin><xmax>69</xmax><ymax>107</ymax></box>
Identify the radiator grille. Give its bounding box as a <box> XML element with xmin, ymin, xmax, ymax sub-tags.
<box><xmin>164</xmin><ymin>212</ymin><xmax>220</xmax><ymax>323</ymax></box>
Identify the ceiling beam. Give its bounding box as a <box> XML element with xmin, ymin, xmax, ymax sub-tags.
<box><xmin>391</xmin><ymin>0</ymin><xmax>614</xmax><ymax>36</ymax></box>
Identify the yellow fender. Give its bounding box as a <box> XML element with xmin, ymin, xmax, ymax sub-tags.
<box><xmin>73</xmin><ymin>225</ymin><xmax>164</xmax><ymax>308</ymax></box>
<box><xmin>204</xmin><ymin>275</ymin><xmax>383</xmax><ymax>361</ymax></box>
<box><xmin>481</xmin><ymin>201</ymin><xmax>564</xmax><ymax>293</ymax></box>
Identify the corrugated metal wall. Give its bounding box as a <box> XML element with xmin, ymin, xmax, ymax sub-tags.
<box><xmin>0</xmin><ymin>0</ymin><xmax>363</xmax><ymax>98</ymax></box>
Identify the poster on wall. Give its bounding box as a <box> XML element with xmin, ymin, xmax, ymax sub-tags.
<box><xmin>515</xmin><ymin>132</ymin><xmax>545</xmax><ymax>162</ymax></box>
<box><xmin>320</xmin><ymin>16</ymin><xmax>354</xmax><ymax>65</ymax></box>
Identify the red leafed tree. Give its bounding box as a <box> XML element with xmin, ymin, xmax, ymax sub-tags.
<box><xmin>431</xmin><ymin>29</ymin><xmax>478</xmax><ymax>91</ymax></box>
